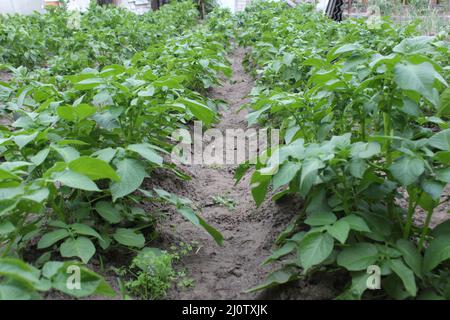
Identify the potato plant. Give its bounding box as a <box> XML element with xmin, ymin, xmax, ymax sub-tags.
<box><xmin>236</xmin><ymin>1</ymin><xmax>450</xmax><ymax>299</ymax></box>
<box><xmin>0</xmin><ymin>2</ymin><xmax>232</xmax><ymax>299</ymax></box>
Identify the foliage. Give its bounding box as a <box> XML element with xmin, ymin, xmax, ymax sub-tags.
<box><xmin>0</xmin><ymin>2</ymin><xmax>232</xmax><ymax>299</ymax></box>
<box><xmin>237</xmin><ymin>1</ymin><xmax>450</xmax><ymax>300</ymax></box>
<box><xmin>123</xmin><ymin>248</ymin><xmax>176</xmax><ymax>300</ymax></box>
<box><xmin>0</xmin><ymin>2</ymin><xmax>199</xmax><ymax>73</ymax></box>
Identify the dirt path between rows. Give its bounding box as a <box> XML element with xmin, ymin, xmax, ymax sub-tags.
<box><xmin>159</xmin><ymin>47</ymin><xmax>338</xmax><ymax>300</ymax></box>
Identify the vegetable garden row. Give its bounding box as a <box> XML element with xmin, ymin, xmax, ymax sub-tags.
<box><xmin>0</xmin><ymin>0</ymin><xmax>449</xmax><ymax>300</ymax></box>
<box><xmin>236</xmin><ymin>2</ymin><xmax>450</xmax><ymax>299</ymax></box>
<box><xmin>0</xmin><ymin>2</ymin><xmax>232</xmax><ymax>299</ymax></box>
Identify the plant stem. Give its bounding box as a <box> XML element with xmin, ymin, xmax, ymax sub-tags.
<box><xmin>418</xmin><ymin>209</ymin><xmax>433</xmax><ymax>252</ymax></box>
<box><xmin>383</xmin><ymin>111</ymin><xmax>392</xmax><ymax>165</ymax></box>
<box><xmin>361</xmin><ymin>113</ymin><xmax>366</xmax><ymax>141</ymax></box>
<box><xmin>403</xmin><ymin>190</ymin><xmax>418</xmax><ymax>239</ymax></box>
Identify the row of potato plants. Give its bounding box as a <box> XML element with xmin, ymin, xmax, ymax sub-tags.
<box><xmin>0</xmin><ymin>3</ymin><xmax>231</xmax><ymax>299</ymax></box>
<box><xmin>0</xmin><ymin>1</ymin><xmax>199</xmax><ymax>74</ymax></box>
<box><xmin>236</xmin><ymin>1</ymin><xmax>450</xmax><ymax>299</ymax></box>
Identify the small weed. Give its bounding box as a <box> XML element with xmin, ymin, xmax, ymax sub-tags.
<box><xmin>212</xmin><ymin>195</ymin><xmax>237</xmax><ymax>210</ymax></box>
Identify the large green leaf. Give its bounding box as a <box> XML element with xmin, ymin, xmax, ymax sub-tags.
<box><xmin>396</xmin><ymin>239</ymin><xmax>422</xmax><ymax>277</ymax></box>
<box><xmin>327</xmin><ymin>220</ymin><xmax>350</xmax><ymax>244</ymax></box>
<box><xmin>394</xmin><ymin>62</ymin><xmax>442</xmax><ymax>106</ymax></box>
<box><xmin>389</xmin><ymin>156</ymin><xmax>424</xmax><ymax>186</ymax></box>
<box><xmin>299</xmin><ymin>158</ymin><xmax>323</xmax><ymax>196</ymax></box>
<box><xmin>423</xmin><ymin>235</ymin><xmax>450</xmax><ymax>273</ymax></box>
<box><xmin>127</xmin><ymin>144</ymin><xmax>163</xmax><ymax>166</ymax></box>
<box><xmin>47</xmin><ymin>262</ymin><xmax>115</xmax><ymax>298</ymax></box>
<box><xmin>246</xmin><ymin>267</ymin><xmax>298</xmax><ymax>292</ymax></box>
<box><xmin>60</xmin><ymin>237</ymin><xmax>96</xmax><ymax>264</ymax></box>
<box><xmin>340</xmin><ymin>215</ymin><xmax>371</xmax><ymax>232</ymax></box>
<box><xmin>272</xmin><ymin>162</ymin><xmax>301</xmax><ymax>190</ymax></box>
<box><xmin>250</xmin><ymin>171</ymin><xmax>271</xmax><ymax>207</ymax></box>
<box><xmin>54</xmin><ymin>170</ymin><xmax>100</xmax><ymax>192</ymax></box>
<box><xmin>337</xmin><ymin>243</ymin><xmax>378</xmax><ymax>271</ymax></box>
<box><xmin>0</xmin><ymin>258</ymin><xmax>41</xmax><ymax>286</ymax></box>
<box><xmin>297</xmin><ymin>232</ymin><xmax>334</xmax><ymax>271</ymax></box>
<box><xmin>178</xmin><ymin>98</ymin><xmax>215</xmax><ymax>125</ymax></box>
<box><xmin>428</xmin><ymin>129</ymin><xmax>450</xmax><ymax>151</ymax></box>
<box><xmin>70</xmin><ymin>223</ymin><xmax>102</xmax><ymax>240</ymax></box>
<box><xmin>389</xmin><ymin>258</ymin><xmax>417</xmax><ymax>297</ymax></box>
<box><xmin>68</xmin><ymin>156</ymin><xmax>120</xmax><ymax>181</ymax></box>
<box><xmin>13</xmin><ymin>132</ymin><xmax>38</xmax><ymax>150</ymax></box>
<box><xmin>305</xmin><ymin>211</ymin><xmax>337</xmax><ymax>226</ymax></box>
<box><xmin>110</xmin><ymin>158</ymin><xmax>146</xmax><ymax>201</ymax></box>
<box><xmin>112</xmin><ymin>228</ymin><xmax>145</xmax><ymax>248</ymax></box>
<box><xmin>37</xmin><ymin>229</ymin><xmax>70</xmax><ymax>249</ymax></box>
<box><xmin>95</xmin><ymin>201</ymin><xmax>122</xmax><ymax>224</ymax></box>
<box><xmin>177</xmin><ymin>207</ymin><xmax>223</xmax><ymax>245</ymax></box>
<box><xmin>437</xmin><ymin>87</ymin><xmax>450</xmax><ymax>116</ymax></box>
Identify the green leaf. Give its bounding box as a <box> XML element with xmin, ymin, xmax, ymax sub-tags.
<box><xmin>52</xmin><ymin>145</ymin><xmax>80</xmax><ymax>162</ymax></box>
<box><xmin>262</xmin><ymin>242</ymin><xmax>297</xmax><ymax>265</ymax></box>
<box><xmin>250</xmin><ymin>171</ymin><xmax>271</xmax><ymax>207</ymax></box>
<box><xmin>436</xmin><ymin>168</ymin><xmax>450</xmax><ymax>183</ymax></box>
<box><xmin>68</xmin><ymin>156</ymin><xmax>120</xmax><ymax>181</ymax></box>
<box><xmin>74</xmin><ymin>78</ymin><xmax>104</xmax><ymax>90</ymax></box>
<box><xmin>112</xmin><ymin>228</ymin><xmax>145</xmax><ymax>248</ymax></box>
<box><xmin>327</xmin><ymin>220</ymin><xmax>350</xmax><ymax>244</ymax></box>
<box><xmin>297</xmin><ymin>232</ymin><xmax>334</xmax><ymax>271</ymax></box>
<box><xmin>394</xmin><ymin>62</ymin><xmax>441</xmax><ymax>106</ymax></box>
<box><xmin>340</xmin><ymin>214</ymin><xmax>370</xmax><ymax>232</ymax></box>
<box><xmin>54</xmin><ymin>170</ymin><xmax>100</xmax><ymax>192</ymax></box>
<box><xmin>421</xmin><ymin>179</ymin><xmax>445</xmax><ymax>200</ymax></box>
<box><xmin>13</xmin><ymin>132</ymin><xmax>38</xmax><ymax>150</ymax></box>
<box><xmin>272</xmin><ymin>162</ymin><xmax>301</xmax><ymax>190</ymax></box>
<box><xmin>177</xmin><ymin>207</ymin><xmax>223</xmax><ymax>245</ymax></box>
<box><xmin>60</xmin><ymin>237</ymin><xmax>96</xmax><ymax>263</ymax></box>
<box><xmin>428</xmin><ymin>129</ymin><xmax>450</xmax><ymax>151</ymax></box>
<box><xmin>0</xmin><ymin>221</ymin><xmax>15</xmax><ymax>235</ymax></box>
<box><xmin>29</xmin><ymin>148</ymin><xmax>50</xmax><ymax>166</ymax></box>
<box><xmin>389</xmin><ymin>156</ymin><xmax>424</xmax><ymax>186</ymax></box>
<box><xmin>110</xmin><ymin>158</ymin><xmax>145</xmax><ymax>201</ymax></box>
<box><xmin>335</xmin><ymin>271</ymin><xmax>370</xmax><ymax>300</ymax></box>
<box><xmin>246</xmin><ymin>267</ymin><xmax>297</xmax><ymax>292</ymax></box>
<box><xmin>0</xmin><ymin>258</ymin><xmax>41</xmax><ymax>286</ymax></box>
<box><xmin>127</xmin><ymin>144</ymin><xmax>163</xmax><ymax>166</ymax></box>
<box><xmin>70</xmin><ymin>223</ymin><xmax>102</xmax><ymax>240</ymax></box>
<box><xmin>423</xmin><ymin>235</ymin><xmax>450</xmax><ymax>273</ymax></box>
<box><xmin>337</xmin><ymin>243</ymin><xmax>378</xmax><ymax>271</ymax></box>
<box><xmin>299</xmin><ymin>158</ymin><xmax>323</xmax><ymax>196</ymax></box>
<box><xmin>138</xmin><ymin>86</ymin><xmax>155</xmax><ymax>97</ymax></box>
<box><xmin>393</xmin><ymin>36</ymin><xmax>433</xmax><ymax>54</ymax></box>
<box><xmin>92</xmin><ymin>147</ymin><xmax>117</xmax><ymax>163</ymax></box>
<box><xmin>56</xmin><ymin>106</ymin><xmax>76</xmax><ymax>122</ymax></box>
<box><xmin>432</xmin><ymin>220</ymin><xmax>450</xmax><ymax>238</ymax></box>
<box><xmin>396</xmin><ymin>239</ymin><xmax>422</xmax><ymax>277</ymax></box>
<box><xmin>437</xmin><ymin>87</ymin><xmax>450</xmax><ymax>116</ymax></box>
<box><xmin>389</xmin><ymin>258</ymin><xmax>417</xmax><ymax>297</ymax></box>
<box><xmin>37</xmin><ymin>229</ymin><xmax>70</xmax><ymax>249</ymax></box>
<box><xmin>178</xmin><ymin>98</ymin><xmax>215</xmax><ymax>125</ymax></box>
<box><xmin>350</xmin><ymin>142</ymin><xmax>381</xmax><ymax>159</ymax></box>
<box><xmin>305</xmin><ymin>211</ymin><xmax>337</xmax><ymax>226</ymax></box>
<box><xmin>349</xmin><ymin>159</ymin><xmax>367</xmax><ymax>179</ymax></box>
<box><xmin>95</xmin><ymin>201</ymin><xmax>122</xmax><ymax>224</ymax></box>
<box><xmin>48</xmin><ymin>262</ymin><xmax>115</xmax><ymax>298</ymax></box>
<box><xmin>0</xmin><ymin>169</ymin><xmax>21</xmax><ymax>181</ymax></box>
